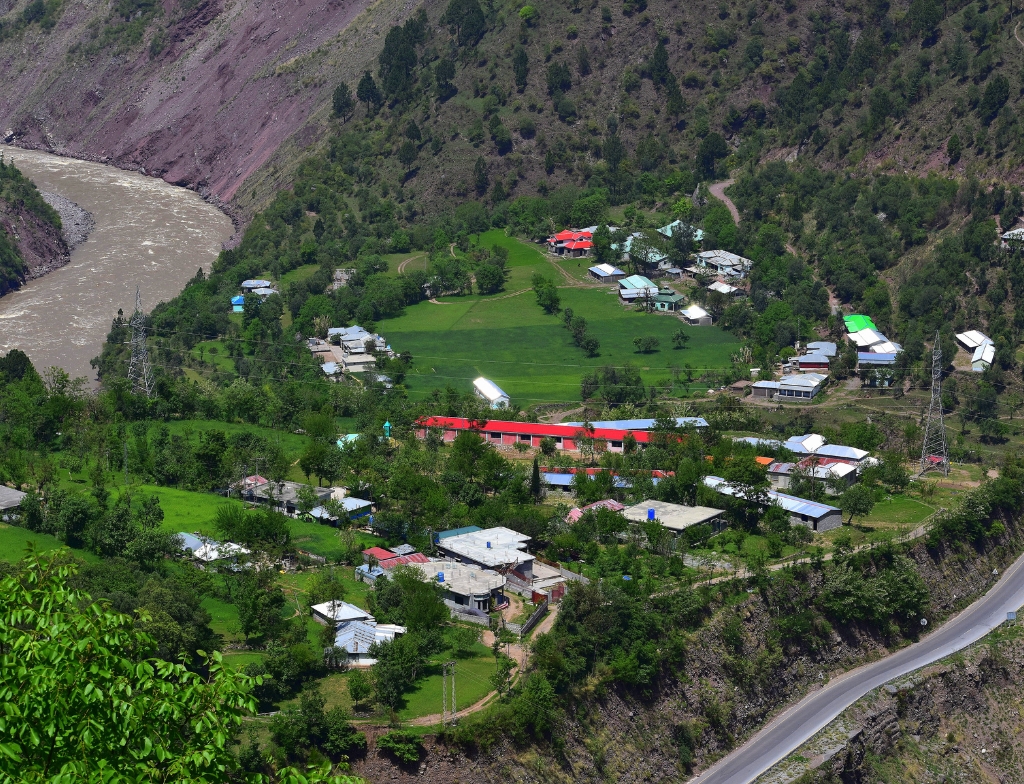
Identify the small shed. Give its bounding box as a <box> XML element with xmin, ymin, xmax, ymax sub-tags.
<box><xmin>728</xmin><ymin>380</ymin><xmax>752</xmax><ymax>396</ymax></box>
<box><xmin>680</xmin><ymin>304</ymin><xmax>711</xmax><ymax>326</ymax></box>
<box><xmin>751</xmin><ymin>380</ymin><xmax>780</xmax><ymax>398</ymax></box>
<box><xmin>972</xmin><ymin>340</ymin><xmax>996</xmax><ymax>372</ymax></box>
<box><xmin>588</xmin><ymin>263</ymin><xmax>627</xmax><ymax>281</ymax></box>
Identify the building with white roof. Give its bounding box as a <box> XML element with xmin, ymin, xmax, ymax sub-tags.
<box><xmin>680</xmin><ymin>304</ymin><xmax>712</xmax><ymax>325</ymax></box>
<box><xmin>561</xmin><ymin>417</ymin><xmax>709</xmax><ymax>430</ymax></box>
<box><xmin>435</xmin><ymin>526</ymin><xmax>534</xmax><ymax>580</ymax></box>
<box><xmin>972</xmin><ymin>340</ymin><xmax>996</xmax><ymax>372</ymax></box>
<box><xmin>311</xmin><ymin>600</ymin><xmax>374</xmax><ymax>626</ymax></box>
<box><xmin>956</xmin><ymin>330</ymin><xmax>991</xmax><ymax>351</ymax></box>
<box><xmin>411</xmin><ymin>560</ymin><xmax>508</xmax><ymax>612</ymax></box>
<box><xmin>708</xmin><ymin>280</ymin><xmax>741</xmax><ymax>296</ymax></box>
<box><xmin>333</xmin><ymin>620</ymin><xmax>406</xmax><ymax>665</ymax></box>
<box><xmin>703</xmin><ymin>476</ymin><xmax>842</xmax><ymax>532</ymax></box>
<box><xmin>848</xmin><ymin>328</ymin><xmax>886</xmax><ymax>349</ymax></box>
<box><xmin>657</xmin><ymin>219</ymin><xmax>704</xmax><ymax>242</ymax></box>
<box><xmin>473</xmin><ymin>377</ymin><xmax>511</xmax><ymax>409</ymax></box>
<box><xmin>805</xmin><ymin>341</ymin><xmax>837</xmax><ymax>357</ymax></box>
<box><xmin>622</xmin><ymin>500</ymin><xmax>725</xmax><ymax>532</ymax></box>
<box><xmin>767</xmin><ymin>460</ymin><xmax>857</xmax><ymax>493</ymax></box>
<box><xmin>695</xmin><ymin>250</ymin><xmax>753</xmax><ymax>278</ymax></box>
<box><xmin>241</xmin><ymin>279</ymin><xmax>272</xmax><ymax>290</ymax></box>
<box><xmin>588</xmin><ymin>263</ymin><xmax>627</xmax><ymax>281</ymax></box>
<box><xmin>779</xmin><ymin>373</ymin><xmax>827</xmax><ymax>399</ymax></box>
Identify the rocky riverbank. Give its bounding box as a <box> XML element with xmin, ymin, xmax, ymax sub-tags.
<box><xmin>41</xmin><ymin>191</ymin><xmax>93</xmax><ymax>250</ymax></box>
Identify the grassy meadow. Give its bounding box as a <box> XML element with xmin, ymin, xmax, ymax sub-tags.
<box><xmin>384</xmin><ymin>231</ymin><xmax>743</xmax><ymax>404</ymax></box>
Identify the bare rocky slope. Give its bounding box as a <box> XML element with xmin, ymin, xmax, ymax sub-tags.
<box><xmin>0</xmin><ymin>197</ymin><xmax>69</xmax><ymax>283</ymax></box>
<box><xmin>0</xmin><ymin>0</ymin><xmax>422</xmax><ymax>212</ymax></box>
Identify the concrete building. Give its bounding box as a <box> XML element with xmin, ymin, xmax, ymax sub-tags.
<box><xmin>241</xmin><ymin>477</ymin><xmax>332</xmax><ymax>516</ymax></box>
<box><xmin>436</xmin><ymin>526</ymin><xmax>534</xmax><ymax>581</ymax></box>
<box><xmin>703</xmin><ymin>476</ymin><xmax>842</xmax><ymax>532</ymax></box>
<box><xmin>473</xmin><ymin>377</ymin><xmax>511</xmax><ymax>409</ymax></box>
<box><xmin>622</xmin><ymin>500</ymin><xmax>725</xmax><ymax>533</ymax></box>
<box><xmin>653</xmin><ymin>289</ymin><xmax>685</xmax><ymax>312</ymax></box>
<box><xmin>411</xmin><ymin>560</ymin><xmax>508</xmax><ymax>612</ymax></box>
<box><xmin>767</xmin><ymin>460</ymin><xmax>857</xmax><ymax>493</ymax></box>
<box><xmin>778</xmin><ymin>373</ymin><xmax>827</xmax><ymax>399</ymax></box>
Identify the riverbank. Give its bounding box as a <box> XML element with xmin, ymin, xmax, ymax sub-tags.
<box><xmin>41</xmin><ymin>191</ymin><xmax>94</xmax><ymax>251</ymax></box>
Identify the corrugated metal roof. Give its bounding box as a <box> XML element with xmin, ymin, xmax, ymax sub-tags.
<box><xmin>362</xmin><ymin>547</ymin><xmax>394</xmax><ymax>560</ymax></box>
<box><xmin>956</xmin><ymin>330</ymin><xmax>991</xmax><ymax>350</ymax></box>
<box><xmin>619</xmin><ymin>274</ymin><xmax>658</xmax><ymax>290</ymax></box>
<box><xmin>681</xmin><ymin>304</ymin><xmax>710</xmax><ymax>319</ymax></box>
<box><xmin>816</xmin><ymin>444</ymin><xmax>869</xmax><ymax>461</ymax></box>
<box><xmin>390</xmin><ymin>544</ymin><xmax>416</xmax><ymax>556</ymax></box>
<box><xmin>473</xmin><ymin>377</ymin><xmax>510</xmax><ymax>403</ymax></box>
<box><xmin>416</xmin><ymin>416</ymin><xmax>654</xmax><ymax>443</ymax></box>
<box><xmin>379</xmin><ymin>553</ymin><xmax>430</xmax><ymax>569</ymax></box>
<box><xmin>858</xmin><ymin>352</ymin><xmax>897</xmax><ymax>365</ymax></box>
<box><xmin>561</xmin><ymin>417</ymin><xmax>709</xmax><ymax>430</ymax></box>
<box><xmin>703</xmin><ymin>476</ymin><xmax>839</xmax><ymax>518</ymax></box>
<box><xmin>542</xmin><ymin>472</ymin><xmax>575</xmax><ymax>486</ymax></box>
<box><xmin>843</xmin><ymin>314</ymin><xmax>876</xmax><ymax>333</ymax></box>
<box><xmin>806</xmin><ymin>341</ymin><xmax>837</xmax><ymax>357</ymax></box>
<box><xmin>779</xmin><ymin>374</ymin><xmax>826</xmax><ymax>389</ymax></box>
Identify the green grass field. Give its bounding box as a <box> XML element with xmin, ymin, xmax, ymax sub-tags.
<box><xmin>381</xmin><ymin>231</ymin><xmax>742</xmax><ymax>404</ymax></box>
<box><xmin>0</xmin><ymin>523</ymin><xmax>101</xmax><ymax>564</ymax></box>
<box><xmin>396</xmin><ymin>644</ymin><xmax>496</xmax><ymax>721</ymax></box>
<box><xmin>857</xmin><ymin>495</ymin><xmax>935</xmax><ymax>529</ymax></box>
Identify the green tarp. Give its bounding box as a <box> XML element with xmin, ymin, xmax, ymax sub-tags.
<box><xmin>843</xmin><ymin>314</ymin><xmax>877</xmax><ymax>333</ymax></box>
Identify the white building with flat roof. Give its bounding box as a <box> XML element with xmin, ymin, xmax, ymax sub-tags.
<box><xmin>311</xmin><ymin>600</ymin><xmax>374</xmax><ymax>626</ymax></box>
<box><xmin>623</xmin><ymin>500</ymin><xmax>725</xmax><ymax>532</ymax></box>
<box><xmin>435</xmin><ymin>526</ymin><xmax>534</xmax><ymax>580</ymax></box>
<box><xmin>412</xmin><ymin>560</ymin><xmax>507</xmax><ymax>611</ymax></box>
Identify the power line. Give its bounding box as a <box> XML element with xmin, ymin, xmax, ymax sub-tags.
<box><xmin>920</xmin><ymin>331</ymin><xmax>949</xmax><ymax>476</ymax></box>
<box><xmin>127</xmin><ymin>287</ymin><xmax>154</xmax><ymax>398</ymax></box>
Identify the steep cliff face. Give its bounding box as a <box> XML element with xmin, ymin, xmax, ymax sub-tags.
<box><xmin>0</xmin><ymin>0</ymin><xmax>420</xmax><ymax>208</ymax></box>
<box><xmin>0</xmin><ymin>198</ymin><xmax>69</xmax><ymax>284</ymax></box>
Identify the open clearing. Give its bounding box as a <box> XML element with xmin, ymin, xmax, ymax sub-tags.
<box><xmin>385</xmin><ymin>230</ymin><xmax>742</xmax><ymax>404</ymax></box>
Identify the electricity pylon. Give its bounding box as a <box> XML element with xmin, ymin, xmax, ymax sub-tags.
<box><xmin>127</xmin><ymin>287</ymin><xmax>154</xmax><ymax>397</ymax></box>
<box><xmin>920</xmin><ymin>331</ymin><xmax>948</xmax><ymax>476</ymax></box>
<box><xmin>441</xmin><ymin>661</ymin><xmax>457</xmax><ymax>727</ymax></box>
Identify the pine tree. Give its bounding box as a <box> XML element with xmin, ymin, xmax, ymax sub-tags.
<box><xmin>357</xmin><ymin>71</ymin><xmax>382</xmax><ymax>112</ymax></box>
<box><xmin>474</xmin><ymin>156</ymin><xmax>489</xmax><ymax>196</ymax></box>
<box><xmin>513</xmin><ymin>48</ymin><xmax>529</xmax><ymax>91</ymax></box>
<box><xmin>332</xmin><ymin>82</ymin><xmax>354</xmax><ymax>119</ymax></box>
<box><xmin>649</xmin><ymin>40</ymin><xmax>669</xmax><ymax>85</ymax></box>
<box><xmin>531</xmin><ymin>458</ymin><xmax>541</xmax><ymax>500</ymax></box>
<box><xmin>665</xmin><ymin>73</ymin><xmax>686</xmax><ymax>117</ymax></box>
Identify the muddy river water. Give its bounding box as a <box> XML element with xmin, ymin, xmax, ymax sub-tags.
<box><xmin>0</xmin><ymin>145</ymin><xmax>233</xmax><ymax>383</ymax></box>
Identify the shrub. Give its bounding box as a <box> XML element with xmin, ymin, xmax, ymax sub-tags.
<box><xmin>376</xmin><ymin>730</ymin><xmax>423</xmax><ymax>764</ymax></box>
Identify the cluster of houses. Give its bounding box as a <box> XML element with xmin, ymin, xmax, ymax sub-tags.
<box><xmin>956</xmin><ymin>330</ymin><xmax>996</xmax><ymax>373</ymax></box>
<box><xmin>231</xmin><ymin>279</ymin><xmax>280</xmax><ymax>312</ymax></box>
<box><xmin>308</xmin><ymin>324</ymin><xmax>394</xmax><ymax>380</ymax></box>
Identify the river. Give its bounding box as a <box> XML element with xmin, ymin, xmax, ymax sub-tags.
<box><xmin>0</xmin><ymin>146</ymin><xmax>234</xmax><ymax>383</ymax></box>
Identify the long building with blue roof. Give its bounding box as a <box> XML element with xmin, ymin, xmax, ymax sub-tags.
<box><xmin>703</xmin><ymin>475</ymin><xmax>842</xmax><ymax>532</ymax></box>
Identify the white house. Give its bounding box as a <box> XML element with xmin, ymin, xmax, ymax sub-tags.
<box><xmin>411</xmin><ymin>560</ymin><xmax>508</xmax><ymax>612</ymax></box>
<box><xmin>618</xmin><ymin>274</ymin><xmax>659</xmax><ymax>301</ymax></box>
<box><xmin>695</xmin><ymin>250</ymin><xmax>753</xmax><ymax>278</ymax></box>
<box><xmin>333</xmin><ymin>620</ymin><xmax>406</xmax><ymax>665</ymax></box>
<box><xmin>473</xmin><ymin>377</ymin><xmax>511</xmax><ymax>409</ymax></box>
<box><xmin>588</xmin><ymin>263</ymin><xmax>626</xmax><ymax>281</ymax></box>
<box><xmin>972</xmin><ymin>340</ymin><xmax>996</xmax><ymax>372</ymax></box>
<box><xmin>680</xmin><ymin>304</ymin><xmax>712</xmax><ymax>325</ymax></box>
<box><xmin>311</xmin><ymin>600</ymin><xmax>374</xmax><ymax>626</ymax></box>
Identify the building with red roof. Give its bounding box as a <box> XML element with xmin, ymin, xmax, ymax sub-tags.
<box><xmin>546</xmin><ymin>229</ymin><xmax>594</xmax><ymax>256</ymax></box>
<box><xmin>362</xmin><ymin>546</ymin><xmax>394</xmax><ymax>564</ymax></box>
<box><xmin>378</xmin><ymin>552</ymin><xmax>430</xmax><ymax>569</ymax></box>
<box><xmin>416</xmin><ymin>416</ymin><xmax>654</xmax><ymax>453</ymax></box>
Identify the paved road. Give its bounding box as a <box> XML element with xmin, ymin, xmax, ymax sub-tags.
<box><xmin>692</xmin><ymin>550</ymin><xmax>1024</xmax><ymax>784</ymax></box>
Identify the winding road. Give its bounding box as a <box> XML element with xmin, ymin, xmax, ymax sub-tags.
<box><xmin>693</xmin><ymin>550</ymin><xmax>1024</xmax><ymax>784</ymax></box>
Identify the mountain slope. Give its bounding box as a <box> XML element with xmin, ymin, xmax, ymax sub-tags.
<box><xmin>0</xmin><ymin>0</ymin><xmax>422</xmax><ymax>209</ymax></box>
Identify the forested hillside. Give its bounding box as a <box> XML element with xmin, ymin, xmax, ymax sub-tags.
<box><xmin>0</xmin><ymin>154</ymin><xmax>65</xmax><ymax>295</ymax></box>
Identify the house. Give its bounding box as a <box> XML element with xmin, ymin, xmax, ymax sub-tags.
<box><xmin>657</xmin><ymin>219</ymin><xmax>704</xmax><ymax>243</ymax></box>
<box><xmin>751</xmin><ymin>379</ymin><xmax>780</xmax><ymax>398</ymax></box>
<box><xmin>708</xmin><ymin>280</ymin><xmax>742</xmax><ymax>296</ymax></box>
<box><xmin>252</xmin><ymin>287</ymin><xmax>279</xmax><ymax>298</ymax></box>
<box><xmin>541</xmin><ymin>472</ymin><xmax>576</xmax><ymax>492</ymax></box>
<box><xmin>653</xmin><ymin>289</ymin><xmax>685</xmax><ymax>312</ymax></box>
<box><xmin>231</xmin><ymin>295</ymin><xmax>245</xmax><ymax>313</ymax></box>
<box><xmin>848</xmin><ymin>328</ymin><xmax>887</xmax><ymax>350</ymax></box>
<box><xmin>622</xmin><ymin>500</ymin><xmax>725</xmax><ymax>533</ymax></box>
<box><xmin>805</xmin><ymin>341</ymin><xmax>837</xmax><ymax>358</ymax></box>
<box><xmin>858</xmin><ymin>352</ymin><xmax>897</xmax><ymax>367</ymax></box>
<box><xmin>179</xmin><ymin>533</ymin><xmax>251</xmax><ymax>565</ymax></box>
<box><xmin>321</xmin><ymin>361</ymin><xmax>341</xmax><ymax>377</ymax></box>
<box><xmin>955</xmin><ymin>330</ymin><xmax>992</xmax><ymax>352</ymax></box>
<box><xmin>241</xmin><ymin>279</ymin><xmax>272</xmax><ymax>291</ymax></box>
<box><xmin>680</xmin><ymin>304</ymin><xmax>712</xmax><ymax>325</ymax></box>
<box><xmin>390</xmin><ymin>544</ymin><xmax>417</xmax><ymax>556</ymax></box>
<box><xmin>354</xmin><ymin>564</ymin><xmax>385</xmax><ymax>583</ymax></box>
<box><xmin>311</xmin><ymin>600</ymin><xmax>374</xmax><ymax>626</ymax></box>
<box><xmin>767</xmin><ymin>460</ymin><xmax>857</xmax><ymax>493</ymax></box>
<box><xmin>612</xmin><ymin>233</ymin><xmax>668</xmax><ymax>266</ymax></box>
<box><xmin>436</xmin><ymin>525</ymin><xmax>483</xmax><ymax>541</ymax></box>
<box><xmin>341</xmin><ymin>353</ymin><xmax>378</xmax><ymax>373</ymax></box>
<box><xmin>703</xmin><ymin>476</ymin><xmax>842</xmax><ymax>532</ymax></box>
<box><xmin>566</xmin><ymin>499</ymin><xmax>626</xmax><ymax>523</ymax></box>
<box><xmin>435</xmin><ymin>526</ymin><xmax>534</xmax><ymax>581</ymax></box>
<box><xmin>729</xmin><ymin>379</ymin><xmax>752</xmax><ymax>396</ymax></box>
<box><xmin>547</xmin><ymin>229</ymin><xmax>593</xmax><ymax>255</ymax></box>
<box><xmin>843</xmin><ymin>314</ymin><xmax>877</xmax><ymax>333</ymax></box>
<box><xmin>333</xmin><ymin>619</ymin><xmax>406</xmax><ymax>665</ymax></box>
<box><xmin>1002</xmin><ymin>227</ymin><xmax>1024</xmax><ymax>244</ymax></box>
<box><xmin>473</xmin><ymin>377</ymin><xmax>510</xmax><ymax>409</ymax></box>
<box><xmin>564</xmin><ymin>239</ymin><xmax>593</xmax><ymax>257</ymax></box>
<box><xmin>362</xmin><ymin>546</ymin><xmax>395</xmax><ymax>564</ymax></box>
<box><xmin>0</xmin><ymin>486</ymin><xmax>26</xmax><ymax>513</ymax></box>
<box><xmin>411</xmin><ymin>560</ymin><xmax>508</xmax><ymax>612</ymax></box>
<box><xmin>309</xmin><ymin>497</ymin><xmax>373</xmax><ymax>525</ymax></box>
<box><xmin>795</xmin><ymin>353</ymin><xmax>831</xmax><ymax>371</ymax></box>
<box><xmin>378</xmin><ymin>552</ymin><xmax>431</xmax><ymax>569</ymax></box>
<box><xmin>618</xmin><ymin>274</ymin><xmax>659</xmax><ymax>301</ymax></box>
<box><xmin>695</xmin><ymin>250</ymin><xmax>753</xmax><ymax>278</ymax></box>
<box><xmin>588</xmin><ymin>263</ymin><xmax>627</xmax><ymax>281</ymax></box>
<box><xmin>243</xmin><ymin>480</ymin><xmax>332</xmax><ymax>516</ymax></box>
<box><xmin>778</xmin><ymin>373</ymin><xmax>827</xmax><ymax>399</ymax></box>
<box><xmin>973</xmin><ymin>340</ymin><xmax>996</xmax><ymax>372</ymax></box>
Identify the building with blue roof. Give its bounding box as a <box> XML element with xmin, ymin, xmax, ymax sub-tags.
<box><xmin>231</xmin><ymin>295</ymin><xmax>245</xmax><ymax>313</ymax></box>
<box><xmin>436</xmin><ymin>525</ymin><xmax>483</xmax><ymax>541</ymax></box>
<box><xmin>562</xmin><ymin>417</ymin><xmax>709</xmax><ymax>430</ymax></box>
<box><xmin>703</xmin><ymin>475</ymin><xmax>842</xmax><ymax>532</ymax></box>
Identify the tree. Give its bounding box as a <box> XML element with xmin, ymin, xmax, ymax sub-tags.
<box><xmin>513</xmin><ymin>47</ymin><xmax>529</xmax><ymax>91</ymax></box>
<box><xmin>532</xmin><ymin>274</ymin><xmax>561</xmax><ymax>313</ymax></box>
<box><xmin>947</xmin><ymin>134</ymin><xmax>962</xmax><ymax>165</ymax></box>
<box><xmin>978</xmin><ymin>75</ymin><xmax>1010</xmax><ymax>125</ymax></box>
<box><xmin>649</xmin><ymin>40</ymin><xmax>669</xmax><ymax>85</ymax></box>
<box><xmin>698</xmin><ymin>132</ymin><xmax>728</xmax><ymax>178</ymax></box>
<box><xmin>346</xmin><ymin>669</ymin><xmax>373</xmax><ymax>706</ymax></box>
<box><xmin>297</xmin><ymin>484</ymin><xmax>321</xmax><ymax>515</ymax></box>
<box><xmin>443</xmin><ymin>0</ymin><xmax>485</xmax><ymax>46</ymax></box>
<box><xmin>356</xmin><ymin>71</ymin><xmax>382</xmax><ymax>112</ymax></box>
<box><xmin>839</xmin><ymin>483</ymin><xmax>875</xmax><ymax>524</ymax></box>
<box><xmin>672</xmin><ymin>328</ymin><xmax>690</xmax><ymax>349</ymax></box>
<box><xmin>592</xmin><ymin>223</ymin><xmax>614</xmax><ymax>264</ymax></box>
<box><xmin>233</xmin><ymin>569</ymin><xmax>287</xmax><ymax>640</ymax></box>
<box><xmin>474</xmin><ymin>156</ymin><xmax>489</xmax><ymax>196</ymax></box>
<box><xmin>332</xmin><ymin>82</ymin><xmax>354</xmax><ymax>119</ymax></box>
<box><xmin>531</xmin><ymin>457</ymin><xmax>542</xmax><ymax>499</ymax></box>
<box><xmin>475</xmin><ymin>262</ymin><xmax>506</xmax><ymax>294</ymax></box>
<box><xmin>397</xmin><ymin>140</ymin><xmax>418</xmax><ymax>168</ymax></box>
<box><xmin>603</xmin><ymin>135</ymin><xmax>625</xmax><ymax>171</ymax></box>
<box><xmin>0</xmin><ymin>552</ymin><xmax>358</xmax><ymax>783</ymax></box>
<box><xmin>633</xmin><ymin>336</ymin><xmax>660</xmax><ymax>353</ymax></box>
<box><xmin>665</xmin><ymin>73</ymin><xmax>685</xmax><ymax>117</ymax></box>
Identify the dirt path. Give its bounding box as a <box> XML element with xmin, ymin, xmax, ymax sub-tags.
<box><xmin>1016</xmin><ymin>20</ymin><xmax>1024</xmax><ymax>49</ymax></box>
<box><xmin>427</xmin><ymin>298</ymin><xmax>452</xmax><ymax>305</ymax></box>
<box><xmin>709</xmin><ymin>179</ymin><xmax>740</xmax><ymax>223</ymax></box>
<box><xmin>396</xmin><ymin>254</ymin><xmax>425</xmax><ymax>274</ymax></box>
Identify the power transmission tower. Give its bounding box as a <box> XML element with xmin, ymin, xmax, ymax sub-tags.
<box><xmin>127</xmin><ymin>287</ymin><xmax>154</xmax><ymax>397</ymax></box>
<box><xmin>920</xmin><ymin>331</ymin><xmax>948</xmax><ymax>476</ymax></box>
<box><xmin>441</xmin><ymin>661</ymin><xmax>457</xmax><ymax>727</ymax></box>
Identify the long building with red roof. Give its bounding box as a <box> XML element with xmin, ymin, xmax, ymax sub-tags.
<box><xmin>415</xmin><ymin>416</ymin><xmax>653</xmax><ymax>453</ymax></box>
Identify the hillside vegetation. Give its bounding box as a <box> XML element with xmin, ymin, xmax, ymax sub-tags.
<box><xmin>0</xmin><ymin>154</ymin><xmax>64</xmax><ymax>295</ymax></box>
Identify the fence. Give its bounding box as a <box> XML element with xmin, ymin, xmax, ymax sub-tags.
<box><xmin>511</xmin><ymin>597</ymin><xmax>549</xmax><ymax>638</ymax></box>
